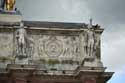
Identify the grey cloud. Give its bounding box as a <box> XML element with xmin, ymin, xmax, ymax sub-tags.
<box><xmin>85</xmin><ymin>0</ymin><xmax>125</xmax><ymax>25</ymax></box>
<box><xmin>15</xmin><ymin>0</ymin><xmax>125</xmax><ymax>27</ymax></box>
<box><xmin>16</xmin><ymin>0</ymin><xmax>90</xmax><ymax>22</ymax></box>
<box><xmin>101</xmin><ymin>25</ymin><xmax>125</xmax><ymax>72</ymax></box>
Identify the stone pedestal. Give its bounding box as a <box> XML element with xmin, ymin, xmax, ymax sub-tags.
<box><xmin>7</xmin><ymin>64</ymin><xmax>31</xmax><ymax>83</ymax></box>
<box><xmin>13</xmin><ymin>72</ymin><xmax>28</xmax><ymax>83</ymax></box>
<box><xmin>83</xmin><ymin>56</ymin><xmax>103</xmax><ymax>67</ymax></box>
<box><xmin>0</xmin><ymin>12</ymin><xmax>22</xmax><ymax>23</ymax></box>
<box><xmin>15</xmin><ymin>58</ymin><xmax>29</xmax><ymax>64</ymax></box>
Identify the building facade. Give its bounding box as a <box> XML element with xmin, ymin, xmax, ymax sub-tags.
<box><xmin>0</xmin><ymin>11</ymin><xmax>114</xmax><ymax>83</ymax></box>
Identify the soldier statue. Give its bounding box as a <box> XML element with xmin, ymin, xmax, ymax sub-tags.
<box><xmin>16</xmin><ymin>22</ymin><xmax>27</xmax><ymax>57</ymax></box>
<box><xmin>86</xmin><ymin>18</ymin><xmax>96</xmax><ymax>56</ymax></box>
<box><xmin>86</xmin><ymin>28</ymin><xmax>95</xmax><ymax>56</ymax></box>
<box><xmin>15</xmin><ymin>22</ymin><xmax>34</xmax><ymax>64</ymax></box>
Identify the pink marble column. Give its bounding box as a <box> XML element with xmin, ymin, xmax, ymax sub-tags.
<box><xmin>84</xmin><ymin>78</ymin><xmax>96</xmax><ymax>83</ymax></box>
<box><xmin>14</xmin><ymin>77</ymin><xmax>27</xmax><ymax>83</ymax></box>
<box><xmin>11</xmin><ymin>72</ymin><xmax>29</xmax><ymax>83</ymax></box>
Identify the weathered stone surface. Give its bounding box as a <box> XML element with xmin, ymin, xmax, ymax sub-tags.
<box><xmin>0</xmin><ymin>30</ymin><xmax>13</xmax><ymax>57</ymax></box>
<box><xmin>0</xmin><ymin>14</ymin><xmax>113</xmax><ymax>83</ymax></box>
<box><xmin>0</xmin><ymin>13</ymin><xmax>22</xmax><ymax>23</ymax></box>
<box><xmin>0</xmin><ymin>21</ymin><xmax>104</xmax><ymax>69</ymax></box>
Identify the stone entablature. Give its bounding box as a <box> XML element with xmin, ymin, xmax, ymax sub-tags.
<box><xmin>5</xmin><ymin>64</ymin><xmax>113</xmax><ymax>83</ymax></box>
<box><xmin>0</xmin><ymin>21</ymin><xmax>103</xmax><ymax>70</ymax></box>
<box><xmin>0</xmin><ymin>13</ymin><xmax>113</xmax><ymax>83</ymax></box>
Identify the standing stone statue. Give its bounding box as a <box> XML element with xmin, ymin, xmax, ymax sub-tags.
<box><xmin>86</xmin><ymin>28</ymin><xmax>95</xmax><ymax>56</ymax></box>
<box><xmin>85</xmin><ymin>18</ymin><xmax>96</xmax><ymax>57</ymax></box>
<box><xmin>15</xmin><ymin>22</ymin><xmax>34</xmax><ymax>64</ymax></box>
<box><xmin>16</xmin><ymin>22</ymin><xmax>27</xmax><ymax>58</ymax></box>
<box><xmin>86</xmin><ymin>18</ymin><xmax>96</xmax><ymax>56</ymax></box>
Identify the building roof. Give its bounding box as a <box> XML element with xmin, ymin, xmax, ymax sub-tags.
<box><xmin>0</xmin><ymin>20</ymin><xmax>102</xmax><ymax>29</ymax></box>
<box><xmin>23</xmin><ymin>21</ymin><xmax>87</xmax><ymax>29</ymax></box>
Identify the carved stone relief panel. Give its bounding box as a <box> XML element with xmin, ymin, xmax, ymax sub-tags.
<box><xmin>28</xmin><ymin>30</ymin><xmax>81</xmax><ymax>61</ymax></box>
<box><xmin>61</xmin><ymin>35</ymin><xmax>80</xmax><ymax>59</ymax></box>
<box><xmin>0</xmin><ymin>30</ymin><xmax>13</xmax><ymax>57</ymax></box>
<box><xmin>94</xmin><ymin>33</ymin><xmax>101</xmax><ymax>59</ymax></box>
<box><xmin>42</xmin><ymin>36</ymin><xmax>63</xmax><ymax>57</ymax></box>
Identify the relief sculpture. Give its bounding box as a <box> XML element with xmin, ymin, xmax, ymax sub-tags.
<box><xmin>0</xmin><ymin>33</ymin><xmax>13</xmax><ymax>57</ymax></box>
<box><xmin>27</xmin><ymin>37</ymin><xmax>34</xmax><ymax>58</ymax></box>
<box><xmin>35</xmin><ymin>34</ymin><xmax>79</xmax><ymax>60</ymax></box>
<box><xmin>63</xmin><ymin>36</ymin><xmax>79</xmax><ymax>57</ymax></box>
<box><xmin>43</xmin><ymin>36</ymin><xmax>63</xmax><ymax>57</ymax></box>
<box><xmin>94</xmin><ymin>33</ymin><xmax>100</xmax><ymax>58</ymax></box>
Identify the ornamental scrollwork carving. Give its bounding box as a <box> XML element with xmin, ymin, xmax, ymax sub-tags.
<box><xmin>43</xmin><ymin>36</ymin><xmax>63</xmax><ymax>57</ymax></box>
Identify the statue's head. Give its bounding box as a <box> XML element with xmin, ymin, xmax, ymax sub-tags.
<box><xmin>20</xmin><ymin>22</ymin><xmax>24</xmax><ymax>28</ymax></box>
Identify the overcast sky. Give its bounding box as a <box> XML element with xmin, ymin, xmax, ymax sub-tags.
<box><xmin>15</xmin><ymin>0</ymin><xmax>125</xmax><ymax>83</ymax></box>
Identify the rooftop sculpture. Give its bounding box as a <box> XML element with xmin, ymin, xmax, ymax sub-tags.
<box><xmin>0</xmin><ymin>0</ymin><xmax>16</xmax><ymax>11</ymax></box>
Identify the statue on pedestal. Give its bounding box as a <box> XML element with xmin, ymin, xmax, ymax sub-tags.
<box><xmin>0</xmin><ymin>0</ymin><xmax>16</xmax><ymax>11</ymax></box>
<box><xmin>16</xmin><ymin>22</ymin><xmax>27</xmax><ymax>59</ymax></box>
<box><xmin>85</xmin><ymin>18</ymin><xmax>96</xmax><ymax>57</ymax></box>
<box><xmin>15</xmin><ymin>22</ymin><xmax>34</xmax><ymax>64</ymax></box>
<box><xmin>86</xmin><ymin>28</ymin><xmax>95</xmax><ymax>56</ymax></box>
<box><xmin>85</xmin><ymin>18</ymin><xmax>100</xmax><ymax>58</ymax></box>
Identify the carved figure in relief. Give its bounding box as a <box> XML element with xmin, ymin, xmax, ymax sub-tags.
<box><xmin>44</xmin><ymin>36</ymin><xmax>62</xmax><ymax>57</ymax></box>
<box><xmin>63</xmin><ymin>36</ymin><xmax>79</xmax><ymax>57</ymax></box>
<box><xmin>27</xmin><ymin>37</ymin><xmax>34</xmax><ymax>57</ymax></box>
<box><xmin>16</xmin><ymin>23</ymin><xmax>27</xmax><ymax>57</ymax></box>
<box><xmin>94</xmin><ymin>34</ymin><xmax>100</xmax><ymax>58</ymax></box>
<box><xmin>70</xmin><ymin>36</ymin><xmax>78</xmax><ymax>55</ymax></box>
